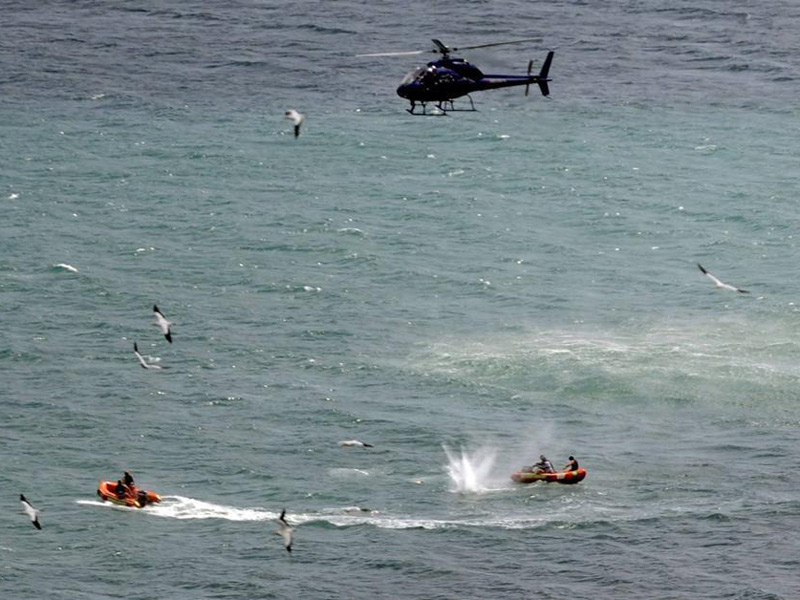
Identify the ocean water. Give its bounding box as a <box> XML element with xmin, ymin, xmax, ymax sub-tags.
<box><xmin>3</xmin><ymin>1</ymin><xmax>800</xmax><ymax>598</ymax></box>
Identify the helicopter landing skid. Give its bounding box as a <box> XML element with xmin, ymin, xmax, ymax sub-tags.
<box><xmin>407</xmin><ymin>96</ymin><xmax>477</xmax><ymax>116</ymax></box>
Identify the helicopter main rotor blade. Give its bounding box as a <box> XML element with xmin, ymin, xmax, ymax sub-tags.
<box><xmin>453</xmin><ymin>37</ymin><xmax>542</xmax><ymax>52</ymax></box>
<box><xmin>356</xmin><ymin>50</ymin><xmax>426</xmax><ymax>57</ymax></box>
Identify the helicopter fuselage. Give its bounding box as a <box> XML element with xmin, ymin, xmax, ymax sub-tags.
<box><xmin>398</xmin><ymin>59</ymin><xmax>525</xmax><ymax>101</ymax></box>
<box><xmin>396</xmin><ymin>52</ymin><xmax>553</xmax><ymax>114</ymax></box>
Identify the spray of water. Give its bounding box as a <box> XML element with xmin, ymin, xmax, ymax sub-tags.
<box><xmin>443</xmin><ymin>444</ymin><xmax>500</xmax><ymax>493</ymax></box>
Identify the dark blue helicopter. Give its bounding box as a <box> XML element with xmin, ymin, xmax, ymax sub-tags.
<box><xmin>360</xmin><ymin>39</ymin><xmax>553</xmax><ymax>115</ymax></box>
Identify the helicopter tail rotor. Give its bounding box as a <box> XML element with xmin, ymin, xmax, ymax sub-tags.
<box><xmin>525</xmin><ymin>60</ymin><xmax>533</xmax><ymax>96</ymax></box>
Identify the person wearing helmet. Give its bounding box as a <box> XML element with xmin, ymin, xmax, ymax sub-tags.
<box><xmin>533</xmin><ymin>455</ymin><xmax>555</xmax><ymax>474</ymax></box>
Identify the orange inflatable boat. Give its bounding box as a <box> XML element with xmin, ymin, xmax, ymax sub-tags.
<box><xmin>97</xmin><ymin>480</ymin><xmax>162</xmax><ymax>508</ymax></box>
<box><xmin>511</xmin><ymin>468</ymin><xmax>587</xmax><ymax>485</ymax></box>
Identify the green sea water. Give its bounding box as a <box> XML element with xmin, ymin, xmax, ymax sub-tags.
<box><xmin>3</xmin><ymin>1</ymin><xmax>800</xmax><ymax>598</ymax></box>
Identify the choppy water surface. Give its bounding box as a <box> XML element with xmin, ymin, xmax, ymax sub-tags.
<box><xmin>3</xmin><ymin>1</ymin><xmax>800</xmax><ymax>598</ymax></box>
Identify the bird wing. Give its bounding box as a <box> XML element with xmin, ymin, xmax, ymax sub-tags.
<box><xmin>133</xmin><ymin>343</ymin><xmax>150</xmax><ymax>369</ymax></box>
<box><xmin>281</xmin><ymin>528</ymin><xmax>293</xmax><ymax>551</ymax></box>
<box><xmin>285</xmin><ymin>110</ymin><xmax>304</xmax><ymax>125</ymax></box>
<box><xmin>698</xmin><ymin>263</ymin><xmax>723</xmax><ymax>284</ymax></box>
<box><xmin>21</xmin><ymin>499</ymin><xmax>38</xmax><ymax>520</ymax></box>
<box><xmin>154</xmin><ymin>311</ymin><xmax>170</xmax><ymax>331</ymax></box>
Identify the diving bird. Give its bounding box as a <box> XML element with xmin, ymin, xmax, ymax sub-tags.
<box><xmin>153</xmin><ymin>305</ymin><xmax>173</xmax><ymax>343</ymax></box>
<box><xmin>697</xmin><ymin>263</ymin><xmax>750</xmax><ymax>294</ymax></box>
<box><xmin>133</xmin><ymin>342</ymin><xmax>164</xmax><ymax>370</ymax></box>
<box><xmin>338</xmin><ymin>440</ymin><xmax>374</xmax><ymax>448</ymax></box>
<box><xmin>275</xmin><ymin>509</ymin><xmax>293</xmax><ymax>552</ymax></box>
<box><xmin>20</xmin><ymin>494</ymin><xmax>41</xmax><ymax>530</ymax></box>
<box><xmin>285</xmin><ymin>109</ymin><xmax>304</xmax><ymax>138</ymax></box>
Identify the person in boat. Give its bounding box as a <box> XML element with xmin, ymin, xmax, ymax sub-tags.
<box><xmin>533</xmin><ymin>455</ymin><xmax>555</xmax><ymax>474</ymax></box>
<box><xmin>114</xmin><ymin>479</ymin><xmax>127</xmax><ymax>498</ymax></box>
<box><xmin>563</xmin><ymin>456</ymin><xmax>579</xmax><ymax>472</ymax></box>
<box><xmin>123</xmin><ymin>471</ymin><xmax>135</xmax><ymax>489</ymax></box>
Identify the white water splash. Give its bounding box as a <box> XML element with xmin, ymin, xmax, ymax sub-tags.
<box><xmin>443</xmin><ymin>445</ymin><xmax>500</xmax><ymax>493</ymax></box>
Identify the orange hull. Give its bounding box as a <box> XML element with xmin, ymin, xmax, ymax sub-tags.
<box><xmin>97</xmin><ymin>480</ymin><xmax>161</xmax><ymax>508</ymax></box>
<box><xmin>511</xmin><ymin>468</ymin><xmax>587</xmax><ymax>485</ymax></box>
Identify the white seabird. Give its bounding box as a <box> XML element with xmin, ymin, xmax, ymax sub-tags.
<box><xmin>20</xmin><ymin>494</ymin><xmax>42</xmax><ymax>530</ymax></box>
<box><xmin>54</xmin><ymin>263</ymin><xmax>79</xmax><ymax>273</ymax></box>
<box><xmin>338</xmin><ymin>440</ymin><xmax>374</xmax><ymax>448</ymax></box>
<box><xmin>153</xmin><ymin>305</ymin><xmax>173</xmax><ymax>343</ymax></box>
<box><xmin>275</xmin><ymin>508</ymin><xmax>294</xmax><ymax>552</ymax></box>
<box><xmin>285</xmin><ymin>109</ymin><xmax>305</xmax><ymax>138</ymax></box>
<box><xmin>134</xmin><ymin>342</ymin><xmax>164</xmax><ymax>370</ymax></box>
<box><xmin>697</xmin><ymin>263</ymin><xmax>750</xmax><ymax>294</ymax></box>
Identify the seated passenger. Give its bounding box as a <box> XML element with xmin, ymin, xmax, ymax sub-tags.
<box><xmin>115</xmin><ymin>479</ymin><xmax>127</xmax><ymax>498</ymax></box>
<box><xmin>123</xmin><ymin>470</ymin><xmax>135</xmax><ymax>489</ymax></box>
<box><xmin>563</xmin><ymin>456</ymin><xmax>579</xmax><ymax>472</ymax></box>
<box><xmin>533</xmin><ymin>455</ymin><xmax>555</xmax><ymax>474</ymax></box>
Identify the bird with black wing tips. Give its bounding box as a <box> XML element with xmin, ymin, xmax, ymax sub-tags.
<box><xmin>338</xmin><ymin>440</ymin><xmax>374</xmax><ymax>448</ymax></box>
<box><xmin>275</xmin><ymin>508</ymin><xmax>294</xmax><ymax>552</ymax></box>
<box><xmin>697</xmin><ymin>263</ymin><xmax>750</xmax><ymax>293</ymax></box>
<box><xmin>153</xmin><ymin>305</ymin><xmax>173</xmax><ymax>342</ymax></box>
<box><xmin>133</xmin><ymin>342</ymin><xmax>164</xmax><ymax>370</ymax></box>
<box><xmin>285</xmin><ymin>109</ymin><xmax>305</xmax><ymax>138</ymax></box>
<box><xmin>20</xmin><ymin>494</ymin><xmax>41</xmax><ymax>530</ymax></box>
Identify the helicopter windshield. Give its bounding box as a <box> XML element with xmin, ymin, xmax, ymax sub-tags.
<box><xmin>400</xmin><ymin>67</ymin><xmax>426</xmax><ymax>85</ymax></box>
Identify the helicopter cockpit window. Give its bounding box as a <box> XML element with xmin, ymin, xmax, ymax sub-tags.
<box><xmin>401</xmin><ymin>68</ymin><xmax>425</xmax><ymax>86</ymax></box>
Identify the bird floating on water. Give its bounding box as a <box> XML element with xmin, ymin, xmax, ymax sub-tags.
<box><xmin>697</xmin><ymin>263</ymin><xmax>750</xmax><ymax>294</ymax></box>
<box><xmin>285</xmin><ymin>109</ymin><xmax>304</xmax><ymax>138</ymax></box>
<box><xmin>153</xmin><ymin>305</ymin><xmax>173</xmax><ymax>343</ymax></box>
<box><xmin>20</xmin><ymin>494</ymin><xmax>42</xmax><ymax>530</ymax></box>
<box><xmin>338</xmin><ymin>440</ymin><xmax>374</xmax><ymax>448</ymax></box>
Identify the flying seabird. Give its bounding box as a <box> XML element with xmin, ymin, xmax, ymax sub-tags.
<box><xmin>338</xmin><ymin>440</ymin><xmax>374</xmax><ymax>448</ymax></box>
<box><xmin>275</xmin><ymin>509</ymin><xmax>294</xmax><ymax>552</ymax></box>
<box><xmin>20</xmin><ymin>494</ymin><xmax>41</xmax><ymax>530</ymax></box>
<box><xmin>285</xmin><ymin>109</ymin><xmax>305</xmax><ymax>138</ymax></box>
<box><xmin>153</xmin><ymin>305</ymin><xmax>173</xmax><ymax>343</ymax></box>
<box><xmin>134</xmin><ymin>342</ymin><xmax>164</xmax><ymax>370</ymax></box>
<box><xmin>697</xmin><ymin>263</ymin><xmax>750</xmax><ymax>294</ymax></box>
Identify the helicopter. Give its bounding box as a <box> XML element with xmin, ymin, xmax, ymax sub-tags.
<box><xmin>359</xmin><ymin>38</ymin><xmax>553</xmax><ymax>115</ymax></box>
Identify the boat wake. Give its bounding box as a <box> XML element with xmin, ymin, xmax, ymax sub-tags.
<box><xmin>76</xmin><ymin>496</ymin><xmax>278</xmax><ymax>521</ymax></box>
<box><xmin>75</xmin><ymin>495</ymin><xmax>560</xmax><ymax>530</ymax></box>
